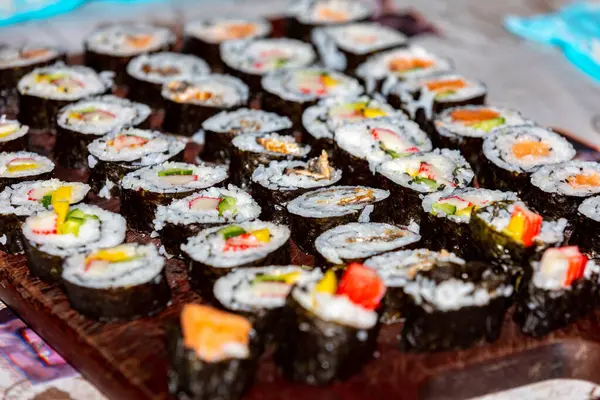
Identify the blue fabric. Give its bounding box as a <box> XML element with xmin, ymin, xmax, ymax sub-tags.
<box><xmin>505</xmin><ymin>2</ymin><xmax>600</xmax><ymax>82</ymax></box>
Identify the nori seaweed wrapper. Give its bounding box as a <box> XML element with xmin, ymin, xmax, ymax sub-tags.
<box><xmin>182</xmin><ymin>37</ymin><xmax>224</xmax><ymax>70</ymax></box>
<box><xmin>250</xmin><ymin>181</ymin><xmax>303</xmax><ymax>225</ymax></box>
<box><xmin>261</xmin><ymin>91</ymin><xmax>310</xmax><ymax>129</ymax></box>
<box><xmin>376</xmin><ymin>174</ymin><xmax>424</xmax><ymax>226</ymax></box>
<box><xmin>575</xmin><ymin>211</ymin><xmax>600</xmax><ymax>259</ymax></box>
<box><xmin>0</xmin><ymin>170</ymin><xmax>54</xmax><ymax>192</ymax></box>
<box><xmin>126</xmin><ymin>76</ymin><xmax>165</xmax><ymax>110</ymax></box>
<box><xmin>0</xmin><ymin>213</ymin><xmax>25</xmax><ymax>254</ymax></box>
<box><xmin>0</xmin><ymin>135</ymin><xmax>27</xmax><ymax>153</ymax></box>
<box><xmin>477</xmin><ymin>155</ymin><xmax>532</xmax><ymax>194</ymax></box>
<box><xmin>163</xmin><ymin>99</ymin><xmax>234</xmax><ymax>137</ymax></box>
<box><xmin>337</xmin><ymin>147</ymin><xmax>379</xmax><ymax>187</ymax></box>
<box><xmin>524</xmin><ymin>181</ymin><xmax>583</xmax><ymax>221</ymax></box>
<box><xmin>420</xmin><ymin>211</ymin><xmax>474</xmax><ymax>259</ymax></box>
<box><xmin>22</xmin><ymin>238</ymin><xmax>64</xmax><ymax>283</ymax></box>
<box><xmin>160</xmin><ymin>221</ymin><xmax>221</xmax><ymax>259</ymax></box>
<box><xmin>62</xmin><ymin>270</ymin><xmax>171</xmax><ymax>321</ymax></box>
<box><xmin>18</xmin><ymin>94</ymin><xmax>75</xmax><ymax>132</ymax></box>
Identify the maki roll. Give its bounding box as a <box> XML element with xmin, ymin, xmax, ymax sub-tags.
<box><xmin>168</xmin><ymin>304</ymin><xmax>258</xmax><ymax>400</ymax></box>
<box><xmin>315</xmin><ymin>222</ymin><xmax>421</xmax><ymax>265</ymax></box>
<box><xmin>162</xmin><ymin>74</ymin><xmax>249</xmax><ymax>137</ymax></box>
<box><xmin>22</xmin><ymin>199</ymin><xmax>126</xmax><ymax>283</ymax></box>
<box><xmin>202</xmin><ymin>108</ymin><xmax>292</xmax><ymax>163</ymax></box>
<box><xmin>479</xmin><ymin>125</ymin><xmax>576</xmax><ymax>193</ymax></box>
<box><xmin>62</xmin><ymin>243</ymin><xmax>171</xmax><ymax>321</ymax></box>
<box><xmin>230</xmin><ymin>132</ymin><xmax>311</xmax><ymax>189</ymax></box>
<box><xmin>84</xmin><ymin>23</ymin><xmax>175</xmax><ymax>84</ymax></box>
<box><xmin>286</xmin><ymin>185</ymin><xmax>390</xmax><ymax>254</ymax></box>
<box><xmin>421</xmin><ymin>188</ymin><xmax>519</xmax><ymax>259</ymax></box>
<box><xmin>312</xmin><ymin>22</ymin><xmax>407</xmax><ymax>73</ymax></box>
<box><xmin>126</xmin><ymin>52</ymin><xmax>210</xmax><ymax>109</ymax></box>
<box><xmin>0</xmin><ymin>151</ymin><xmax>54</xmax><ymax>190</ymax></box>
<box><xmin>376</xmin><ymin>149</ymin><xmax>474</xmax><ymax>225</ymax></box>
<box><xmin>575</xmin><ymin>196</ymin><xmax>600</xmax><ymax>258</ymax></box>
<box><xmin>183</xmin><ymin>221</ymin><xmax>291</xmax><ymax>296</ymax></box>
<box><xmin>526</xmin><ymin>161</ymin><xmax>600</xmax><ymax>220</ymax></box>
<box><xmin>0</xmin><ymin>117</ymin><xmax>29</xmax><ymax>153</ymax></box>
<box><xmin>87</xmin><ymin>128</ymin><xmax>186</xmax><ymax>198</ymax></box>
<box><xmin>120</xmin><ymin>161</ymin><xmax>228</xmax><ymax>232</ymax></box>
<box><xmin>276</xmin><ymin>263</ymin><xmax>384</xmax><ymax>384</ymax></box>
<box><xmin>55</xmin><ymin>95</ymin><xmax>151</xmax><ymax>169</ymax></box>
<box><xmin>432</xmin><ymin>106</ymin><xmax>532</xmax><ymax>168</ymax></box>
<box><xmin>220</xmin><ymin>38</ymin><xmax>316</xmax><ymax>92</ymax></box>
<box><xmin>401</xmin><ymin>259</ymin><xmax>513</xmax><ymax>352</ymax></box>
<box><xmin>364</xmin><ymin>248</ymin><xmax>466</xmax><ymax>324</ymax></box>
<box><xmin>514</xmin><ymin>246</ymin><xmax>599</xmax><ymax>337</ymax></box>
<box><xmin>0</xmin><ymin>179</ymin><xmax>89</xmax><ymax>254</ymax></box>
<box><xmin>153</xmin><ymin>185</ymin><xmax>261</xmax><ymax>258</ymax></box>
<box><xmin>261</xmin><ymin>67</ymin><xmax>363</xmax><ymax>128</ymax></box>
<box><xmin>17</xmin><ymin>63</ymin><xmax>113</xmax><ymax>130</ymax></box>
<box><xmin>334</xmin><ymin>118</ymin><xmax>432</xmax><ymax>185</ymax></box>
<box><xmin>355</xmin><ymin>46</ymin><xmax>452</xmax><ymax>94</ymax></box>
<box><xmin>183</xmin><ymin>17</ymin><xmax>272</xmax><ymax>68</ymax></box>
<box><xmin>251</xmin><ymin>151</ymin><xmax>343</xmax><ymax>225</ymax></box>
<box><xmin>302</xmin><ymin>94</ymin><xmax>406</xmax><ymax>157</ymax></box>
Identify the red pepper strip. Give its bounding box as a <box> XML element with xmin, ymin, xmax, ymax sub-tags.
<box><xmin>223</xmin><ymin>233</ymin><xmax>261</xmax><ymax>252</ymax></box>
<box><xmin>336</xmin><ymin>263</ymin><xmax>385</xmax><ymax>310</ymax></box>
<box><xmin>518</xmin><ymin>206</ymin><xmax>542</xmax><ymax>247</ymax></box>
<box><xmin>563</xmin><ymin>247</ymin><xmax>588</xmax><ymax>287</ymax></box>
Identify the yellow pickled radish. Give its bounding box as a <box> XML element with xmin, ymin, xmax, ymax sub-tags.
<box><xmin>251</xmin><ymin>228</ymin><xmax>271</xmax><ymax>243</ymax></box>
<box><xmin>363</xmin><ymin>108</ymin><xmax>387</xmax><ymax>118</ymax></box>
<box><xmin>321</xmin><ymin>75</ymin><xmax>339</xmax><ymax>88</ymax></box>
<box><xmin>6</xmin><ymin>161</ymin><xmax>38</xmax><ymax>173</ymax></box>
<box><xmin>315</xmin><ymin>270</ymin><xmax>337</xmax><ymax>294</ymax></box>
<box><xmin>86</xmin><ymin>246</ymin><xmax>132</xmax><ymax>265</ymax></box>
<box><xmin>52</xmin><ymin>186</ymin><xmax>72</xmax><ymax>231</ymax></box>
<box><xmin>504</xmin><ymin>211</ymin><xmax>525</xmax><ymax>242</ymax></box>
<box><xmin>280</xmin><ymin>271</ymin><xmax>302</xmax><ymax>284</ymax></box>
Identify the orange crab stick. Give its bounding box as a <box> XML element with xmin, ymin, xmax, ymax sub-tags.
<box><xmin>504</xmin><ymin>205</ymin><xmax>542</xmax><ymax>247</ymax></box>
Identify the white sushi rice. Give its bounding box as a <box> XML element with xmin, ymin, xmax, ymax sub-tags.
<box><xmin>182</xmin><ymin>220</ymin><xmax>290</xmax><ymax>268</ymax></box>
<box><xmin>315</xmin><ymin>22</ymin><xmax>406</xmax><ymax>56</ymax></box>
<box><xmin>184</xmin><ymin>17</ymin><xmax>271</xmax><ymax>44</ymax></box>
<box><xmin>220</xmin><ymin>38</ymin><xmax>316</xmax><ymax>76</ymax></box>
<box><xmin>377</xmin><ymin>148</ymin><xmax>474</xmax><ymax>194</ymax></box>
<box><xmin>262</xmin><ymin>67</ymin><xmax>363</xmax><ymax>103</ymax></box>
<box><xmin>62</xmin><ymin>243</ymin><xmax>165</xmax><ymax>289</ymax></box>
<box><xmin>120</xmin><ymin>161</ymin><xmax>228</xmax><ymax>193</ymax></box>
<box><xmin>434</xmin><ymin>105</ymin><xmax>531</xmax><ymax>139</ymax></box>
<box><xmin>214</xmin><ymin>266</ymin><xmax>318</xmax><ymax>312</ymax></box>
<box><xmin>0</xmin><ymin>151</ymin><xmax>54</xmax><ymax>178</ymax></box>
<box><xmin>202</xmin><ymin>108</ymin><xmax>292</xmax><ymax>135</ymax></box>
<box><xmin>85</xmin><ymin>23</ymin><xmax>175</xmax><ymax>57</ymax></box>
<box><xmin>0</xmin><ymin>117</ymin><xmax>28</xmax><ymax>143</ymax></box>
<box><xmin>0</xmin><ymin>45</ymin><xmax>60</xmax><ymax>69</ymax></box>
<box><xmin>232</xmin><ymin>132</ymin><xmax>311</xmax><ymax>157</ymax></box>
<box><xmin>532</xmin><ymin>256</ymin><xmax>599</xmax><ymax>291</ymax></box>
<box><xmin>0</xmin><ymin>179</ymin><xmax>89</xmax><ymax>217</ymax></box>
<box><xmin>531</xmin><ymin>161</ymin><xmax>600</xmax><ymax>197</ymax></box>
<box><xmin>302</xmin><ymin>94</ymin><xmax>406</xmax><ymax>140</ymax></box>
<box><xmin>482</xmin><ymin>125</ymin><xmax>576</xmax><ymax>173</ymax></box>
<box><xmin>161</xmin><ymin>74</ymin><xmax>249</xmax><ymax>107</ymax></box>
<box><xmin>315</xmin><ymin>222</ymin><xmax>421</xmax><ymax>264</ymax></box>
<box><xmin>393</xmin><ymin>73</ymin><xmax>486</xmax><ymax>106</ymax></box>
<box><xmin>57</xmin><ymin>95</ymin><xmax>151</xmax><ymax>135</ymax></box>
<box><xmin>153</xmin><ymin>184</ymin><xmax>261</xmax><ymax>231</ymax></box>
<box><xmin>252</xmin><ymin>159</ymin><xmax>343</xmax><ymax>191</ymax></box>
<box><xmin>579</xmin><ymin>196</ymin><xmax>600</xmax><ymax>222</ymax></box>
<box><xmin>17</xmin><ymin>63</ymin><xmax>112</xmax><ymax>101</ymax></box>
<box><xmin>22</xmin><ymin>204</ymin><xmax>126</xmax><ymax>257</ymax></box>
<box><xmin>127</xmin><ymin>52</ymin><xmax>210</xmax><ymax>85</ymax></box>
<box><xmin>290</xmin><ymin>0</ymin><xmax>373</xmax><ymax>25</ymax></box>
<box><xmin>334</xmin><ymin>118</ymin><xmax>432</xmax><ymax>172</ymax></box>
<box><xmin>287</xmin><ymin>185</ymin><xmax>389</xmax><ymax>218</ymax></box>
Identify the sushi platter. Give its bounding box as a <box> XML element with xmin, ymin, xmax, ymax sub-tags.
<box><xmin>1</xmin><ymin>2</ymin><xmax>600</xmax><ymax>400</ymax></box>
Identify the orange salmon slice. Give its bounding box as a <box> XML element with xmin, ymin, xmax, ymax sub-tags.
<box><xmin>227</xmin><ymin>24</ymin><xmax>256</xmax><ymax>39</ymax></box>
<box><xmin>388</xmin><ymin>58</ymin><xmax>434</xmax><ymax>72</ymax></box>
<box><xmin>568</xmin><ymin>172</ymin><xmax>600</xmax><ymax>188</ymax></box>
<box><xmin>425</xmin><ymin>79</ymin><xmax>468</xmax><ymax>92</ymax></box>
<box><xmin>317</xmin><ymin>7</ymin><xmax>348</xmax><ymax>22</ymax></box>
<box><xmin>21</xmin><ymin>49</ymin><xmax>50</xmax><ymax>59</ymax></box>
<box><xmin>126</xmin><ymin>34</ymin><xmax>152</xmax><ymax>48</ymax></box>
<box><xmin>512</xmin><ymin>140</ymin><xmax>551</xmax><ymax>159</ymax></box>
<box><xmin>450</xmin><ymin>109</ymin><xmax>500</xmax><ymax>124</ymax></box>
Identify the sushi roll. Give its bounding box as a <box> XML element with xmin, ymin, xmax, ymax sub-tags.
<box><xmin>432</xmin><ymin>106</ymin><xmax>532</xmax><ymax>168</ymax></box>
<box><xmin>22</xmin><ymin>199</ymin><xmax>126</xmax><ymax>283</ymax></box>
<box><xmin>355</xmin><ymin>46</ymin><xmax>452</xmax><ymax>94</ymax></box>
<box><xmin>421</xmin><ymin>188</ymin><xmax>519</xmax><ymax>259</ymax></box>
<box><xmin>84</xmin><ymin>23</ymin><xmax>175</xmax><ymax>85</ymax></box>
<box><xmin>288</xmin><ymin>0</ymin><xmax>374</xmax><ymax>41</ymax></box>
<box><xmin>479</xmin><ymin>125</ymin><xmax>576</xmax><ymax>193</ymax></box>
<box><xmin>220</xmin><ymin>38</ymin><xmax>316</xmax><ymax>92</ymax></box>
<box><xmin>183</xmin><ymin>17</ymin><xmax>272</xmax><ymax>68</ymax></box>
<box><xmin>202</xmin><ymin>108</ymin><xmax>292</xmax><ymax>163</ymax></box>
<box><xmin>275</xmin><ymin>263</ymin><xmax>384</xmax><ymax>384</ymax></box>
<box><xmin>17</xmin><ymin>63</ymin><xmax>113</xmax><ymax>130</ymax></box>
<box><xmin>514</xmin><ymin>246</ymin><xmax>599</xmax><ymax>337</ymax></box>
<box><xmin>286</xmin><ymin>185</ymin><xmax>390</xmax><ymax>254</ymax></box>
<box><xmin>162</xmin><ymin>74</ymin><xmax>249</xmax><ymax>137</ymax></box>
<box><xmin>182</xmin><ymin>221</ymin><xmax>291</xmax><ymax>296</ymax></box>
<box><xmin>62</xmin><ymin>243</ymin><xmax>171</xmax><ymax>321</ymax></box>
<box><xmin>364</xmin><ymin>248</ymin><xmax>466</xmax><ymax>324</ymax></box>
<box><xmin>0</xmin><ymin>117</ymin><xmax>29</xmax><ymax>153</ymax></box>
<box><xmin>312</xmin><ymin>22</ymin><xmax>407</xmax><ymax>73</ymax></box>
<box><xmin>575</xmin><ymin>196</ymin><xmax>600</xmax><ymax>258</ymax></box>
<box><xmin>120</xmin><ymin>161</ymin><xmax>228</xmax><ymax>232</ymax></box>
<box><xmin>334</xmin><ymin>118</ymin><xmax>432</xmax><ymax>185</ymax></box>
<box><xmin>376</xmin><ymin>149</ymin><xmax>474</xmax><ymax>225</ymax></box>
<box><xmin>0</xmin><ymin>151</ymin><xmax>54</xmax><ymax>190</ymax></box>
<box><xmin>87</xmin><ymin>128</ymin><xmax>186</xmax><ymax>199</ymax></box>
<box><xmin>153</xmin><ymin>185</ymin><xmax>261</xmax><ymax>258</ymax></box>
<box><xmin>167</xmin><ymin>304</ymin><xmax>258</xmax><ymax>400</ymax></box>
<box><xmin>401</xmin><ymin>259</ymin><xmax>513</xmax><ymax>352</ymax></box>
<box><xmin>126</xmin><ymin>52</ymin><xmax>210</xmax><ymax>109</ymax></box>
<box><xmin>315</xmin><ymin>222</ymin><xmax>421</xmax><ymax>265</ymax></box>
<box><xmin>302</xmin><ymin>95</ymin><xmax>406</xmax><ymax>157</ymax></box>
<box><xmin>261</xmin><ymin>67</ymin><xmax>363</xmax><ymax>128</ymax></box>
<box><xmin>526</xmin><ymin>161</ymin><xmax>600</xmax><ymax>220</ymax></box>
<box><xmin>230</xmin><ymin>132</ymin><xmax>311</xmax><ymax>189</ymax></box>
<box><xmin>0</xmin><ymin>179</ymin><xmax>89</xmax><ymax>254</ymax></box>
<box><xmin>55</xmin><ymin>95</ymin><xmax>151</xmax><ymax>169</ymax></box>
<box><xmin>251</xmin><ymin>151</ymin><xmax>343</xmax><ymax>225</ymax></box>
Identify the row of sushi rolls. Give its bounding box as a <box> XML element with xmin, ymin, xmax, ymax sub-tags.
<box><xmin>1</xmin><ymin>0</ymin><xmax>600</xmax><ymax>397</ymax></box>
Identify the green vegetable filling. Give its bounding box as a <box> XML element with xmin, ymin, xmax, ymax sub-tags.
<box><xmin>218</xmin><ymin>225</ymin><xmax>246</xmax><ymax>240</ymax></box>
<box><xmin>217</xmin><ymin>196</ymin><xmax>238</xmax><ymax>216</ymax></box>
<box><xmin>158</xmin><ymin>168</ymin><xmax>194</xmax><ymax>177</ymax></box>
<box><xmin>470</xmin><ymin>117</ymin><xmax>506</xmax><ymax>132</ymax></box>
